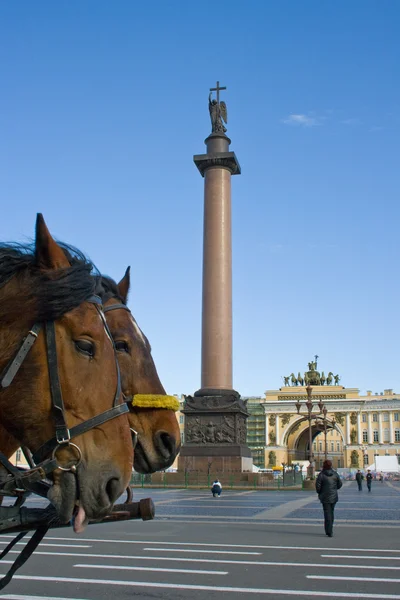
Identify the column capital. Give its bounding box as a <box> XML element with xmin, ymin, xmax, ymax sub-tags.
<box><xmin>193</xmin><ymin>152</ymin><xmax>241</xmax><ymax>177</ymax></box>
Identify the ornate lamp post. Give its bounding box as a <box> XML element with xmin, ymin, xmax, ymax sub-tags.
<box><xmin>318</xmin><ymin>407</ymin><xmax>336</xmax><ymax>461</ymax></box>
<box><xmin>296</xmin><ymin>385</ymin><xmax>332</xmax><ymax>478</ymax></box>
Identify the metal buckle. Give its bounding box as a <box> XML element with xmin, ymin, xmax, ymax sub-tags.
<box><xmin>56</xmin><ymin>429</ymin><xmax>71</xmax><ymax>445</ymax></box>
<box><xmin>52</xmin><ymin>442</ymin><xmax>82</xmax><ymax>472</ymax></box>
<box><xmin>130</xmin><ymin>429</ymin><xmax>138</xmax><ymax>450</ymax></box>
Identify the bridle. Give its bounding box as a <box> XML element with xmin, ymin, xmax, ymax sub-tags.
<box><xmin>0</xmin><ymin>292</ymin><xmax>179</xmax><ymax>590</ymax></box>
<box><xmin>0</xmin><ymin>294</ymin><xmax>129</xmax><ymax>493</ymax></box>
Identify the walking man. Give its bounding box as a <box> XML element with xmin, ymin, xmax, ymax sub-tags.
<box><xmin>355</xmin><ymin>469</ymin><xmax>363</xmax><ymax>491</ymax></box>
<box><xmin>316</xmin><ymin>459</ymin><xmax>343</xmax><ymax>537</ymax></box>
<box><xmin>366</xmin><ymin>469</ymin><xmax>373</xmax><ymax>492</ymax></box>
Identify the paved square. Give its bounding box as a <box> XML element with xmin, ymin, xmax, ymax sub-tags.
<box><xmin>1</xmin><ymin>481</ymin><xmax>399</xmax><ymax>599</ymax></box>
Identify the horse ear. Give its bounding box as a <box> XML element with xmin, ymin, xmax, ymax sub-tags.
<box><xmin>35</xmin><ymin>213</ymin><xmax>71</xmax><ymax>269</ymax></box>
<box><xmin>117</xmin><ymin>266</ymin><xmax>131</xmax><ymax>303</ymax></box>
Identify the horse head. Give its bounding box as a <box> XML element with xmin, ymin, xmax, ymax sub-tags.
<box><xmin>0</xmin><ymin>215</ymin><xmax>133</xmax><ymax>530</ymax></box>
<box><xmin>97</xmin><ymin>269</ymin><xmax>181</xmax><ymax>474</ymax></box>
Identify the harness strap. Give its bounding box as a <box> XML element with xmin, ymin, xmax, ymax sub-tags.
<box><xmin>45</xmin><ymin>321</ymin><xmax>70</xmax><ymax>444</ymax></box>
<box><xmin>32</xmin><ymin>402</ymin><xmax>130</xmax><ymax>464</ymax></box>
<box><xmin>0</xmin><ymin>452</ymin><xmax>54</xmax><ymax>497</ymax></box>
<box><xmin>0</xmin><ymin>526</ymin><xmax>48</xmax><ymax>591</ymax></box>
<box><xmin>95</xmin><ymin>304</ymin><xmax>122</xmax><ymax>407</ymax></box>
<box><xmin>103</xmin><ymin>303</ymin><xmax>131</xmax><ymax>314</ymax></box>
<box><xmin>0</xmin><ymin>323</ymin><xmax>42</xmax><ymax>388</ymax></box>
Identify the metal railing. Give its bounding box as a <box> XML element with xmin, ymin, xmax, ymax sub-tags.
<box><xmin>130</xmin><ymin>471</ymin><xmax>304</xmax><ymax>490</ymax></box>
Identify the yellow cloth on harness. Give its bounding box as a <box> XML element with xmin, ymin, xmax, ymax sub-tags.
<box><xmin>131</xmin><ymin>394</ymin><xmax>180</xmax><ymax>411</ymax></box>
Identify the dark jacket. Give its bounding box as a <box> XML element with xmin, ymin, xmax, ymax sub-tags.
<box><xmin>366</xmin><ymin>473</ymin><xmax>373</xmax><ymax>483</ymax></box>
<box><xmin>355</xmin><ymin>472</ymin><xmax>363</xmax><ymax>483</ymax></box>
<box><xmin>315</xmin><ymin>469</ymin><xmax>342</xmax><ymax>504</ymax></box>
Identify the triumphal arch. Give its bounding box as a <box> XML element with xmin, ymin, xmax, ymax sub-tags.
<box><xmin>259</xmin><ymin>358</ymin><xmax>400</xmax><ymax>470</ymax></box>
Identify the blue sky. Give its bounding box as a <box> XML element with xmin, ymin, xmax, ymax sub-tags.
<box><xmin>1</xmin><ymin>2</ymin><xmax>399</xmax><ymax>397</ymax></box>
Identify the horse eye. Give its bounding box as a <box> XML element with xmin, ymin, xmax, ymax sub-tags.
<box><xmin>75</xmin><ymin>339</ymin><xmax>95</xmax><ymax>357</ymax></box>
<box><xmin>115</xmin><ymin>340</ymin><xmax>130</xmax><ymax>353</ymax></box>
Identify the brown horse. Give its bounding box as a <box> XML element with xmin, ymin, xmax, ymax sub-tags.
<box><xmin>0</xmin><ymin>215</ymin><xmax>133</xmax><ymax>531</ymax></box>
<box><xmin>97</xmin><ymin>269</ymin><xmax>181</xmax><ymax>473</ymax></box>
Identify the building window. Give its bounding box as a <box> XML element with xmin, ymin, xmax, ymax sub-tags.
<box><xmin>313</xmin><ymin>443</ymin><xmax>316</xmax><ymax>451</ymax></box>
<box><xmin>373</xmin><ymin>430</ymin><xmax>379</xmax><ymax>442</ymax></box>
<box><xmin>180</xmin><ymin>432</ymin><xmax>184</xmax><ymax>444</ymax></box>
<box><xmin>384</xmin><ymin>428</ymin><xmax>390</xmax><ymax>442</ymax></box>
<box><xmin>179</xmin><ymin>415</ymin><xmax>184</xmax><ymax>424</ymax></box>
<box><xmin>319</xmin><ymin>442</ymin><xmax>322</xmax><ymax>451</ymax></box>
<box><xmin>383</xmin><ymin>413</ymin><xmax>389</xmax><ymax>422</ymax></box>
<box><xmin>363</xmin><ymin>454</ymin><xmax>369</xmax><ymax>465</ymax></box>
<box><xmin>395</xmin><ymin>429</ymin><xmax>400</xmax><ymax>442</ymax></box>
<box><xmin>331</xmin><ymin>442</ymin><xmax>334</xmax><ymax>452</ymax></box>
<box><xmin>15</xmin><ymin>449</ymin><xmax>22</xmax><ymax>462</ymax></box>
<box><xmin>373</xmin><ymin>414</ymin><xmax>378</xmax><ymax>422</ymax></box>
<box><xmin>337</xmin><ymin>459</ymin><xmax>341</xmax><ymax>467</ymax></box>
<box><xmin>337</xmin><ymin>442</ymin><xmax>340</xmax><ymax>452</ymax></box>
<box><xmin>362</xmin><ymin>414</ymin><xmax>367</xmax><ymax>423</ymax></box>
<box><xmin>394</xmin><ymin>413</ymin><xmax>399</xmax><ymax>422</ymax></box>
<box><xmin>363</xmin><ymin>430</ymin><xmax>368</xmax><ymax>442</ymax></box>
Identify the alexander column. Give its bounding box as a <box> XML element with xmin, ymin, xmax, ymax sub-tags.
<box><xmin>179</xmin><ymin>83</ymin><xmax>252</xmax><ymax>473</ymax></box>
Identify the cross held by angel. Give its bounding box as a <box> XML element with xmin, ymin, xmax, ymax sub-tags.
<box><xmin>209</xmin><ymin>81</ymin><xmax>228</xmax><ymax>134</ymax></box>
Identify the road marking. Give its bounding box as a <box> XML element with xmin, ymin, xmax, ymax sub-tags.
<box><xmin>8</xmin><ymin>575</ymin><xmax>400</xmax><ymax>598</ymax></box>
<box><xmin>321</xmin><ymin>555</ymin><xmax>400</xmax><ymax>561</ymax></box>
<box><xmin>74</xmin><ymin>563</ymin><xmax>228</xmax><ymax>575</ymax></box>
<box><xmin>253</xmin><ymin>495</ymin><xmax>318</xmax><ymax>520</ymax></box>
<box><xmin>308</xmin><ymin>575</ymin><xmax>400</xmax><ymax>583</ymax></box>
<box><xmin>2</xmin><ymin>551</ymin><xmax>400</xmax><ymax>570</ymax></box>
<box><xmin>143</xmin><ymin>547</ymin><xmax>262</xmax><ymax>555</ymax></box>
<box><xmin>9</xmin><ymin>536</ymin><xmax>399</xmax><ymax>553</ymax></box>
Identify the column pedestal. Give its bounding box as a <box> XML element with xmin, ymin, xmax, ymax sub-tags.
<box><xmin>178</xmin><ymin>390</ymin><xmax>252</xmax><ymax>474</ymax></box>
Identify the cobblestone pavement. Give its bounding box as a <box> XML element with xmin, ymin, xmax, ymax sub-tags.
<box><xmin>1</xmin><ymin>482</ymin><xmax>399</xmax><ymax>599</ymax></box>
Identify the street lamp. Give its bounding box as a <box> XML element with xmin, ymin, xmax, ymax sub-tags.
<box><xmin>296</xmin><ymin>386</ymin><xmax>332</xmax><ymax>478</ymax></box>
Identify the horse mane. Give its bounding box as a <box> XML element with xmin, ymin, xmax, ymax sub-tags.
<box><xmin>0</xmin><ymin>241</ymin><xmax>99</xmax><ymax>325</ymax></box>
<box><xmin>95</xmin><ymin>275</ymin><xmax>125</xmax><ymax>305</ymax></box>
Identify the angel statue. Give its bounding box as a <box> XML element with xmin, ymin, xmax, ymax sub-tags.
<box><xmin>209</xmin><ymin>93</ymin><xmax>227</xmax><ymax>134</ymax></box>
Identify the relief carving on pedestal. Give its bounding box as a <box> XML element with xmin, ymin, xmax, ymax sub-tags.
<box><xmin>185</xmin><ymin>414</ymin><xmax>241</xmax><ymax>444</ymax></box>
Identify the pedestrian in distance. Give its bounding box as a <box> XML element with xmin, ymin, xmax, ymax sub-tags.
<box><xmin>315</xmin><ymin>459</ymin><xmax>343</xmax><ymax>538</ymax></box>
<box><xmin>366</xmin><ymin>469</ymin><xmax>373</xmax><ymax>492</ymax></box>
<box><xmin>211</xmin><ymin>479</ymin><xmax>222</xmax><ymax>498</ymax></box>
<box><xmin>355</xmin><ymin>469</ymin><xmax>363</xmax><ymax>491</ymax></box>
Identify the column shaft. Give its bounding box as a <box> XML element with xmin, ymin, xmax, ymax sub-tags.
<box><xmin>389</xmin><ymin>412</ymin><xmax>394</xmax><ymax>443</ymax></box>
<box><xmin>368</xmin><ymin>413</ymin><xmax>373</xmax><ymax>444</ymax></box>
<box><xmin>357</xmin><ymin>414</ymin><xmax>362</xmax><ymax>445</ymax></box>
<box><xmin>346</xmin><ymin>413</ymin><xmax>351</xmax><ymax>445</ymax></box>
<box><xmin>275</xmin><ymin>415</ymin><xmax>280</xmax><ymax>446</ymax></box>
<box><xmin>379</xmin><ymin>413</ymin><xmax>383</xmax><ymax>443</ymax></box>
<box><xmin>201</xmin><ymin>167</ymin><xmax>232</xmax><ymax>390</ymax></box>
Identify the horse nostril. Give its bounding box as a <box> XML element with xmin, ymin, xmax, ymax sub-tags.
<box><xmin>154</xmin><ymin>431</ymin><xmax>176</xmax><ymax>460</ymax></box>
<box><xmin>105</xmin><ymin>477</ymin><xmax>121</xmax><ymax>504</ymax></box>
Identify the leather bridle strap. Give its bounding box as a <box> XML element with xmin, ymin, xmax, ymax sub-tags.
<box><xmin>0</xmin><ymin>323</ymin><xmax>42</xmax><ymax>389</ymax></box>
<box><xmin>103</xmin><ymin>303</ymin><xmax>131</xmax><ymax>314</ymax></box>
<box><xmin>45</xmin><ymin>321</ymin><xmax>69</xmax><ymax>444</ymax></box>
<box><xmin>32</xmin><ymin>403</ymin><xmax>129</xmax><ymax>464</ymax></box>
